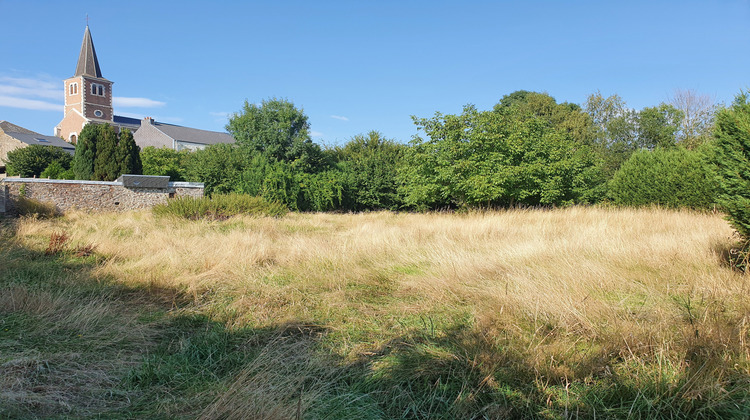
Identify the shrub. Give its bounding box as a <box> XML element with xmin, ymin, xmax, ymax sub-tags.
<box><xmin>153</xmin><ymin>193</ymin><xmax>287</xmax><ymax>220</ymax></box>
<box><xmin>608</xmin><ymin>147</ymin><xmax>716</xmax><ymax>209</ymax></box>
<box><xmin>712</xmin><ymin>91</ymin><xmax>750</xmax><ymax>271</ymax></box>
<box><xmin>141</xmin><ymin>146</ymin><xmax>188</xmax><ymax>181</ymax></box>
<box><xmin>40</xmin><ymin>161</ymin><xmax>74</xmax><ymax>179</ymax></box>
<box><xmin>4</xmin><ymin>145</ymin><xmax>73</xmax><ymax>177</ymax></box>
<box><xmin>183</xmin><ymin>144</ymin><xmax>246</xmax><ymax>195</ymax></box>
<box><xmin>336</xmin><ymin>131</ymin><xmax>405</xmax><ymax>211</ymax></box>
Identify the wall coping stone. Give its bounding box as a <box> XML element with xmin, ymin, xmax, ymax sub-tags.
<box><xmin>0</xmin><ymin>177</ymin><xmax>204</xmax><ymax>189</ymax></box>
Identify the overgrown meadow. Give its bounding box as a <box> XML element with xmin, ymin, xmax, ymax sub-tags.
<box><xmin>2</xmin><ymin>207</ymin><xmax>749</xmax><ymax>419</ymax></box>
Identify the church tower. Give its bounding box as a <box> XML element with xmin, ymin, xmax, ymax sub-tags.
<box><xmin>55</xmin><ymin>25</ymin><xmax>114</xmax><ymax>144</ymax></box>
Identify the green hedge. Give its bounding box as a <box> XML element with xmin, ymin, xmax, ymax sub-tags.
<box><xmin>608</xmin><ymin>148</ymin><xmax>716</xmax><ymax>209</ymax></box>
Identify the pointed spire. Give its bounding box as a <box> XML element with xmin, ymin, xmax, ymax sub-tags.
<box><xmin>74</xmin><ymin>25</ymin><xmax>103</xmax><ymax>78</ymax></box>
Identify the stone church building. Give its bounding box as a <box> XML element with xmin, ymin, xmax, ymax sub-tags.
<box><xmin>55</xmin><ymin>26</ymin><xmax>234</xmax><ymax>150</ymax></box>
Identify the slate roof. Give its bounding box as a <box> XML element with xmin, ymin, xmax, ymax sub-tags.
<box><xmin>150</xmin><ymin>121</ymin><xmax>234</xmax><ymax>146</ymax></box>
<box><xmin>113</xmin><ymin>115</ymin><xmax>142</xmax><ymax>127</ymax></box>
<box><xmin>1</xmin><ymin>123</ymin><xmax>75</xmax><ymax>154</ymax></box>
<box><xmin>0</xmin><ymin>121</ymin><xmax>36</xmax><ymax>135</ymax></box>
<box><xmin>75</xmin><ymin>26</ymin><xmax>103</xmax><ymax>78</ymax></box>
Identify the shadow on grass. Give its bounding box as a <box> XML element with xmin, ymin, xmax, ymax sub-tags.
<box><xmin>1</xmin><ymin>218</ymin><xmax>749</xmax><ymax>420</ymax></box>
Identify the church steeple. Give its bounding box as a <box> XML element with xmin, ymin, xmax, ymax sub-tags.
<box><xmin>56</xmin><ymin>24</ymin><xmax>115</xmax><ymax>143</ymax></box>
<box><xmin>74</xmin><ymin>25</ymin><xmax>103</xmax><ymax>78</ymax></box>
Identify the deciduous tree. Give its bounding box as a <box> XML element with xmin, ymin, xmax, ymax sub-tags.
<box><xmin>227</xmin><ymin>98</ymin><xmax>324</xmax><ymax>170</ymax></box>
<box><xmin>671</xmin><ymin>88</ymin><xmax>717</xmax><ymax>149</ymax></box>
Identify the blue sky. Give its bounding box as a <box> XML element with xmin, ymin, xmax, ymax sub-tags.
<box><xmin>1</xmin><ymin>0</ymin><xmax>748</xmax><ymax>145</ymax></box>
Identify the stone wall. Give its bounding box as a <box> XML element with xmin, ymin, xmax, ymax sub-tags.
<box><xmin>0</xmin><ymin>177</ymin><xmax>203</xmax><ymax>215</ymax></box>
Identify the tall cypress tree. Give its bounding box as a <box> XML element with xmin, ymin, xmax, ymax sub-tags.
<box><xmin>93</xmin><ymin>124</ymin><xmax>120</xmax><ymax>181</ymax></box>
<box><xmin>714</xmin><ymin>91</ymin><xmax>750</xmax><ymax>238</ymax></box>
<box><xmin>117</xmin><ymin>129</ymin><xmax>143</xmax><ymax>176</ymax></box>
<box><xmin>72</xmin><ymin>123</ymin><xmax>99</xmax><ymax>180</ymax></box>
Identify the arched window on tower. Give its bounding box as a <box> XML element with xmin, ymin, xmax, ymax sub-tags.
<box><xmin>69</xmin><ymin>83</ymin><xmax>78</xmax><ymax>95</ymax></box>
<box><xmin>91</xmin><ymin>83</ymin><xmax>104</xmax><ymax>96</ymax></box>
<box><xmin>70</xmin><ymin>134</ymin><xmax>77</xmax><ymax>144</ymax></box>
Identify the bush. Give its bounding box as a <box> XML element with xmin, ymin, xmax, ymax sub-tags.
<box><xmin>153</xmin><ymin>193</ymin><xmax>287</xmax><ymax>220</ymax></box>
<box><xmin>183</xmin><ymin>144</ymin><xmax>246</xmax><ymax>195</ymax></box>
<box><xmin>40</xmin><ymin>161</ymin><xmax>74</xmax><ymax>179</ymax></box>
<box><xmin>141</xmin><ymin>146</ymin><xmax>188</xmax><ymax>181</ymax></box>
<box><xmin>713</xmin><ymin>91</ymin><xmax>750</xmax><ymax>238</ymax></box>
<box><xmin>608</xmin><ymin>147</ymin><xmax>716</xmax><ymax>209</ymax></box>
<box><xmin>336</xmin><ymin>131</ymin><xmax>405</xmax><ymax>211</ymax></box>
<box><xmin>4</xmin><ymin>145</ymin><xmax>73</xmax><ymax>177</ymax></box>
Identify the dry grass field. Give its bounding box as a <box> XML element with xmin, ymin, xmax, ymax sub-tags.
<box><xmin>1</xmin><ymin>207</ymin><xmax>749</xmax><ymax>419</ymax></box>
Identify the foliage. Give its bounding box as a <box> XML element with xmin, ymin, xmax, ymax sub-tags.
<box><xmin>140</xmin><ymin>146</ymin><xmax>189</xmax><ymax>181</ymax></box>
<box><xmin>584</xmin><ymin>92</ymin><xmax>640</xmax><ymax>177</ymax></box>
<box><xmin>297</xmin><ymin>169</ymin><xmax>345</xmax><ymax>212</ymax></box>
<box><xmin>637</xmin><ymin>103</ymin><xmax>684</xmax><ymax>150</ymax></box>
<box><xmin>93</xmin><ymin>123</ymin><xmax>120</xmax><ymax>181</ymax></box>
<box><xmin>152</xmin><ymin>193</ymin><xmax>287</xmax><ymax>220</ymax></box>
<box><xmin>237</xmin><ymin>152</ymin><xmax>345</xmax><ymax>211</ymax></box>
<box><xmin>72</xmin><ymin>123</ymin><xmax>142</xmax><ymax>181</ymax></box>
<box><xmin>336</xmin><ymin>131</ymin><xmax>405</xmax><ymax>211</ymax></box>
<box><xmin>494</xmin><ymin>90</ymin><xmax>596</xmax><ymax>144</ymax></box>
<box><xmin>4</xmin><ymin>145</ymin><xmax>73</xmax><ymax>177</ymax></box>
<box><xmin>400</xmin><ymin>100</ymin><xmax>604</xmax><ymax>210</ymax></box>
<box><xmin>71</xmin><ymin>123</ymin><xmax>98</xmax><ymax>180</ymax></box>
<box><xmin>116</xmin><ymin>129</ymin><xmax>142</xmax><ymax>176</ymax></box>
<box><xmin>608</xmin><ymin>147</ymin><xmax>716</xmax><ymax>209</ymax></box>
<box><xmin>182</xmin><ymin>143</ymin><xmax>246</xmax><ymax>195</ymax></box>
<box><xmin>713</xmin><ymin>91</ymin><xmax>750</xmax><ymax>238</ymax></box>
<box><xmin>227</xmin><ymin>98</ymin><xmax>326</xmax><ymax>171</ymax></box>
<box><xmin>40</xmin><ymin>161</ymin><xmax>74</xmax><ymax>179</ymax></box>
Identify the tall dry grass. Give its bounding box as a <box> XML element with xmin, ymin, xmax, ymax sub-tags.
<box><xmin>10</xmin><ymin>206</ymin><xmax>750</xmax><ymax>416</ymax></box>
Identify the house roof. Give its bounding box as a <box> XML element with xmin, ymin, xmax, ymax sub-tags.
<box><xmin>0</xmin><ymin>121</ymin><xmax>75</xmax><ymax>153</ymax></box>
<box><xmin>0</xmin><ymin>121</ymin><xmax>36</xmax><ymax>135</ymax></box>
<box><xmin>5</xmin><ymin>132</ymin><xmax>76</xmax><ymax>152</ymax></box>
<box><xmin>149</xmin><ymin>120</ymin><xmax>234</xmax><ymax>146</ymax></box>
<box><xmin>113</xmin><ymin>115</ymin><xmax>142</xmax><ymax>127</ymax></box>
<box><xmin>75</xmin><ymin>25</ymin><xmax>103</xmax><ymax>78</ymax></box>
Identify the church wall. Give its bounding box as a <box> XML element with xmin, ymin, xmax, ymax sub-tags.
<box><xmin>0</xmin><ymin>178</ymin><xmax>203</xmax><ymax>215</ymax></box>
<box><xmin>57</xmin><ymin>109</ymin><xmax>87</xmax><ymax>143</ymax></box>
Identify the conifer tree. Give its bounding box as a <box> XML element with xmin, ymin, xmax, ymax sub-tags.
<box><xmin>93</xmin><ymin>124</ymin><xmax>120</xmax><ymax>181</ymax></box>
<box><xmin>117</xmin><ymin>128</ymin><xmax>143</xmax><ymax>175</ymax></box>
<box><xmin>714</xmin><ymin>91</ymin><xmax>750</xmax><ymax>238</ymax></box>
<box><xmin>72</xmin><ymin>123</ymin><xmax>99</xmax><ymax>180</ymax></box>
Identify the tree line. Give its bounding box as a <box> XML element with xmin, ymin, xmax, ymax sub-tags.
<box><xmin>2</xmin><ymin>89</ymin><xmax>742</xmax><ymax>216</ymax></box>
<box><xmin>134</xmin><ymin>90</ymin><xmax>725</xmax><ymax>213</ymax></box>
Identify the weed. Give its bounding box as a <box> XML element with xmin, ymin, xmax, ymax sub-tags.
<box><xmin>44</xmin><ymin>231</ymin><xmax>69</xmax><ymax>255</ymax></box>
